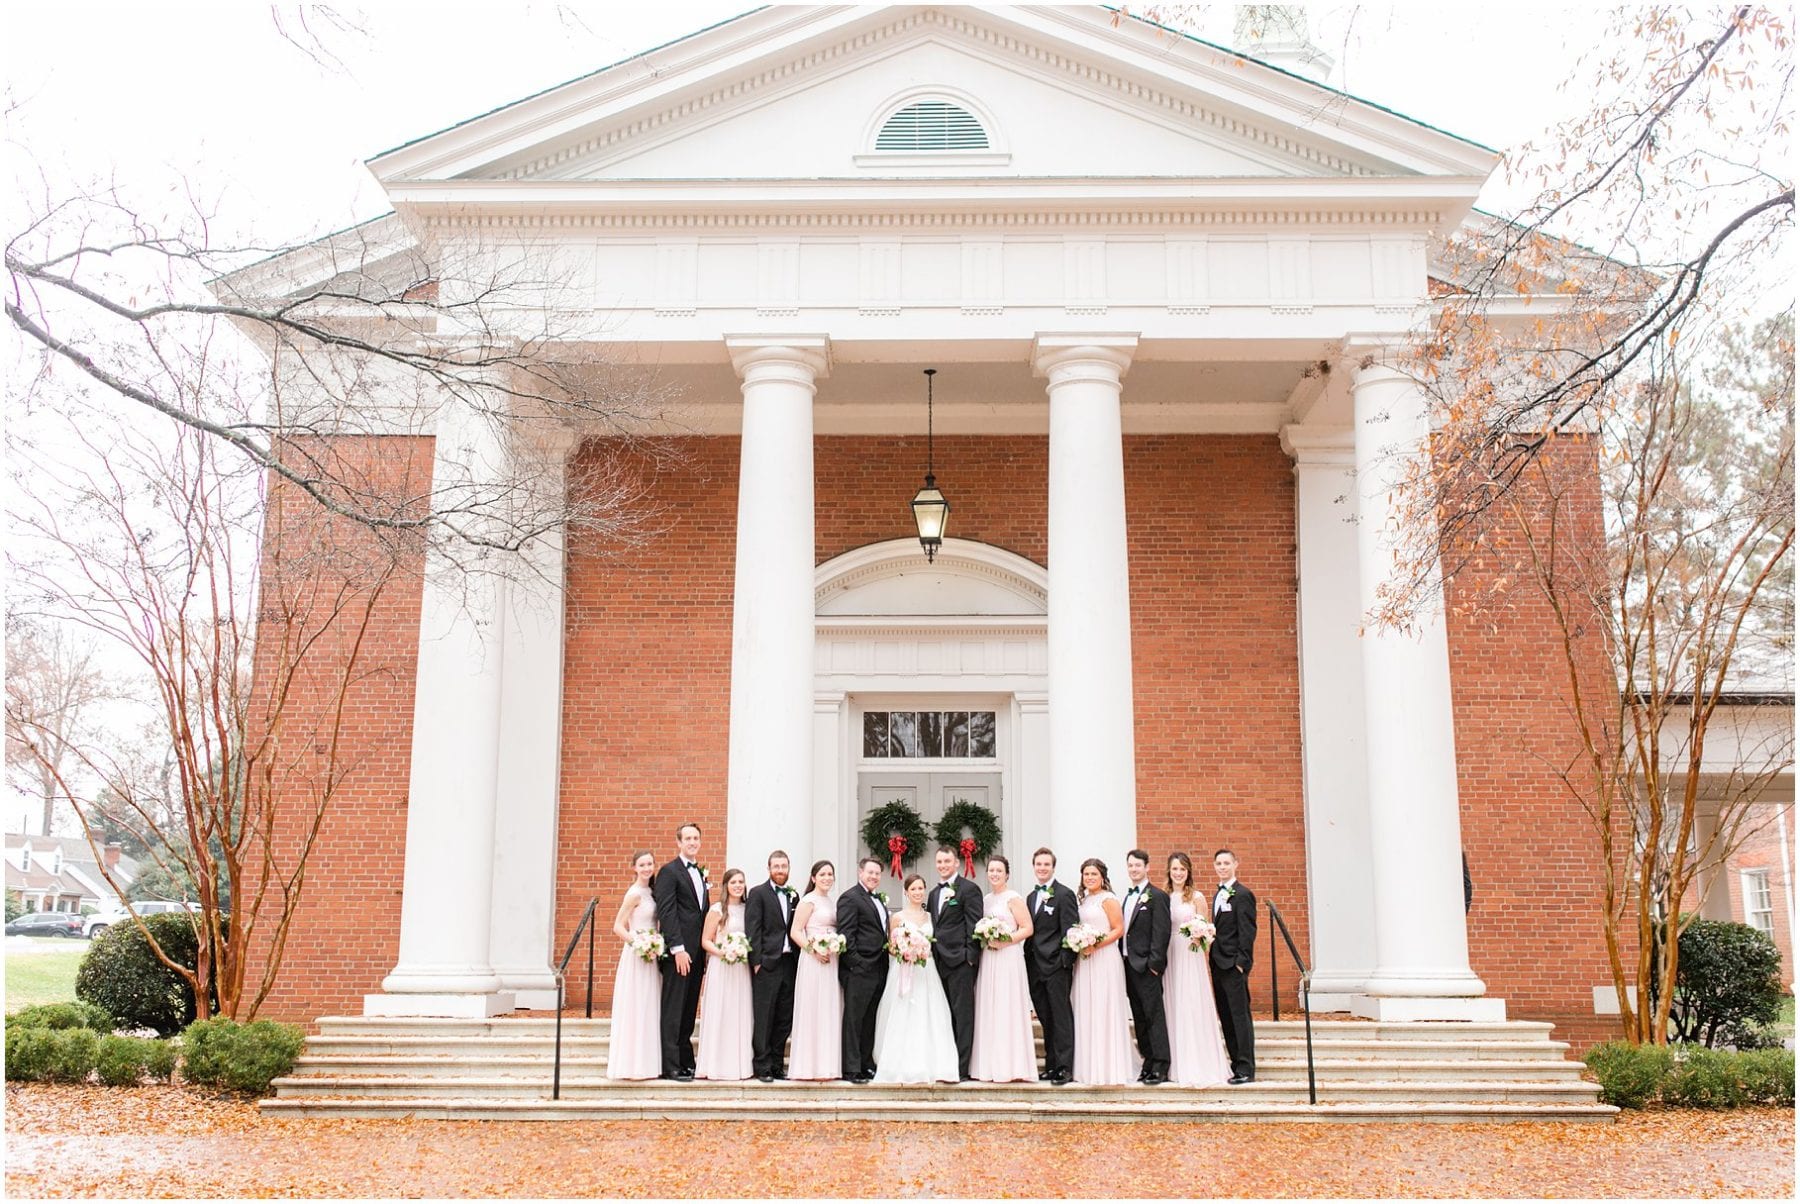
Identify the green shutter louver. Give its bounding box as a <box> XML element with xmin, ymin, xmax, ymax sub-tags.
<box><xmin>874</xmin><ymin>101</ymin><xmax>989</xmax><ymax>152</ymax></box>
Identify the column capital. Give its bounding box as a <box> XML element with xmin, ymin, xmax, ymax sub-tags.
<box><xmin>1339</xmin><ymin>335</ymin><xmax>1419</xmax><ymax>386</ymax></box>
<box><xmin>1031</xmin><ymin>332</ymin><xmax>1139</xmax><ymax>381</ymax></box>
<box><xmin>725</xmin><ymin>334</ymin><xmax>832</xmax><ymax>381</ymax></box>
<box><xmin>1280</xmin><ymin>424</ymin><xmax>1355</xmax><ymax>467</ymax></box>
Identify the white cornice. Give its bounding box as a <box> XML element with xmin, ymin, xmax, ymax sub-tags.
<box><xmin>371</xmin><ymin>6</ymin><xmax>1497</xmax><ymax>190</ymax></box>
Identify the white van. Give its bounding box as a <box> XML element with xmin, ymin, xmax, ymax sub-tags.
<box><xmin>83</xmin><ymin>900</ymin><xmax>199</xmax><ymax>938</ymax></box>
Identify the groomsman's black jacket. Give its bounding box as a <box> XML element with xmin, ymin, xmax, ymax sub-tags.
<box><xmin>1119</xmin><ymin>881</ymin><xmax>1171</xmax><ymax>976</ymax></box>
<box><xmin>653</xmin><ymin>855</ymin><xmax>710</xmax><ymax>960</ymax></box>
<box><xmin>1208</xmin><ymin>880</ymin><xmax>1257</xmax><ymax>975</ymax></box>
<box><xmin>836</xmin><ymin>883</ymin><xmax>891</xmax><ymax>982</ymax></box>
<box><xmin>1024</xmin><ymin>880</ymin><xmax>1079</xmax><ymax>974</ymax></box>
<box><xmin>928</xmin><ymin>875</ymin><xmax>984</xmax><ymax>968</ymax></box>
<box><xmin>744</xmin><ymin>879</ymin><xmax>798</xmax><ymax>970</ymax></box>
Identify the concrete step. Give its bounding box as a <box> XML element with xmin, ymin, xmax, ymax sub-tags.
<box><xmin>272</xmin><ymin>1073</ymin><xmax>1602</xmax><ymax>1105</ymax></box>
<box><xmin>1258</xmin><ymin>1037</ymin><xmax>1570</xmax><ymax>1061</ymax></box>
<box><xmin>260</xmin><ymin>1093</ymin><xmax>1617</xmax><ymax>1124</ymax></box>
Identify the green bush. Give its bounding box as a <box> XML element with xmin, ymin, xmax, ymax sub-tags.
<box><xmin>1585</xmin><ymin>1040</ymin><xmax>1674</xmax><ymax>1108</ymax></box>
<box><xmin>180</xmin><ymin>1018</ymin><xmax>304</xmax><ymax>1094</ymax></box>
<box><xmin>95</xmin><ymin>1034</ymin><xmax>178</xmax><ymax>1086</ymax></box>
<box><xmin>1735</xmin><ymin>1047</ymin><xmax>1794</xmax><ymax>1106</ymax></box>
<box><xmin>5</xmin><ymin>1001</ymin><xmax>113</xmax><ymax>1033</ymax></box>
<box><xmin>4</xmin><ymin>1027</ymin><xmax>99</xmax><ymax>1083</ymax></box>
<box><xmin>1663</xmin><ymin>1045</ymin><xmax>1745</xmax><ymax>1108</ymax></box>
<box><xmin>1673</xmin><ymin>920</ymin><xmax>1786</xmax><ymax>1048</ymax></box>
<box><xmin>76</xmin><ymin>912</ymin><xmax>203</xmax><ymax>1036</ymax></box>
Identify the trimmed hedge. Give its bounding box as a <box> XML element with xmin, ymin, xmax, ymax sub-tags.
<box><xmin>5</xmin><ymin>1026</ymin><xmax>100</xmax><ymax>1083</ymax></box>
<box><xmin>6</xmin><ymin>1002</ymin><xmax>113</xmax><ymax>1033</ymax></box>
<box><xmin>76</xmin><ymin>912</ymin><xmax>203</xmax><ymax>1036</ymax></box>
<box><xmin>180</xmin><ymin>1018</ymin><xmax>304</xmax><ymax>1094</ymax></box>
<box><xmin>95</xmin><ymin>1034</ymin><xmax>179</xmax><ymax>1086</ymax></box>
<box><xmin>1586</xmin><ymin>1040</ymin><xmax>1795</xmax><ymax>1108</ymax></box>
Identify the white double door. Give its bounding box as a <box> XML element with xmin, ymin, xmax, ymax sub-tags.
<box><xmin>855</xmin><ymin>771</ymin><xmax>1002</xmax><ymax>898</ymax></box>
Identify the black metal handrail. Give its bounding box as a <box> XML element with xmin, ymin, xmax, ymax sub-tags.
<box><xmin>551</xmin><ymin>897</ymin><xmax>600</xmax><ymax>1100</ymax></box>
<box><xmin>1264</xmin><ymin>901</ymin><xmax>1317</xmax><ymax>1106</ymax></box>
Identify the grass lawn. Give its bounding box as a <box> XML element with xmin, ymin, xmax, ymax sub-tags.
<box><xmin>5</xmin><ymin>942</ymin><xmax>88</xmax><ymax>1012</ymax></box>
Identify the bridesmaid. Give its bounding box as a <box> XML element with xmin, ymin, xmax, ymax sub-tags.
<box><xmin>1070</xmin><ymin>857</ymin><xmax>1140</xmax><ymax>1086</ymax></box>
<box><xmin>970</xmin><ymin>855</ymin><xmax>1037</xmax><ymax>1083</ymax></box>
<box><xmin>786</xmin><ymin>860</ymin><xmax>843</xmax><ymax>1081</ymax></box>
<box><xmin>696</xmin><ymin>868</ymin><xmax>753</xmax><ymax>1081</ymax></box>
<box><xmin>605</xmin><ymin>851</ymin><xmax>663</xmax><ymax>1080</ymax></box>
<box><xmin>1163</xmin><ymin>852</ymin><xmax>1232</xmax><ymax>1087</ymax></box>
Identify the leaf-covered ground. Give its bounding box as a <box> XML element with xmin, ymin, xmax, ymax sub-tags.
<box><xmin>4</xmin><ymin>1084</ymin><xmax>1792</xmax><ymax>1198</ymax></box>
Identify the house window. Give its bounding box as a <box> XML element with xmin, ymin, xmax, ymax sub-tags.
<box><xmin>875</xmin><ymin>100</ymin><xmax>989</xmax><ymax>151</ymax></box>
<box><xmin>862</xmin><ymin>711</ymin><xmax>997</xmax><ymax>759</ymax></box>
<box><xmin>1742</xmin><ymin>869</ymin><xmax>1775</xmax><ymax>937</ymax></box>
<box><xmin>19</xmin><ymin>846</ymin><xmax>30</xmax><ymax>871</ymax></box>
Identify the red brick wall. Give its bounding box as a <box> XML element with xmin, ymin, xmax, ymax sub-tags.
<box><xmin>245</xmin><ymin>437</ymin><xmax>433</xmax><ymax>1023</ymax></box>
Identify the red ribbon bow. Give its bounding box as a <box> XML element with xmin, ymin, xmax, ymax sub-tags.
<box><xmin>887</xmin><ymin>834</ymin><xmax>908</xmax><ymax>880</ymax></box>
<box><xmin>959</xmin><ymin>837</ymin><xmax>977</xmax><ymax>878</ymax></box>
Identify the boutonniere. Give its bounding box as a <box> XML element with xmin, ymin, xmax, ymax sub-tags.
<box><xmin>873</xmin><ymin>889</ymin><xmax>890</xmax><ymax>905</ymax></box>
<box><xmin>781</xmin><ymin>886</ymin><xmax>798</xmax><ymax>901</ymax></box>
<box><xmin>943</xmin><ymin>895</ymin><xmax>960</xmax><ymax>908</ymax></box>
<box><xmin>695</xmin><ymin>863</ymin><xmax>711</xmax><ymax>883</ymax></box>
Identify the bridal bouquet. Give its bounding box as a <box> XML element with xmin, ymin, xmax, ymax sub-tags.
<box><xmin>971</xmin><ymin>916</ymin><xmax>1015</xmax><ymax>949</ymax></box>
<box><xmin>807</xmin><ymin>932</ymin><xmax>848</xmax><ymax>959</ymax></box>
<box><xmin>628</xmin><ymin>929</ymin><xmax>667</xmax><ymax>963</ymax></box>
<box><xmin>1062</xmin><ymin>923</ymin><xmax>1103</xmax><ymax>956</ymax></box>
<box><xmin>716</xmin><ymin>931</ymin><xmax>752</xmax><ymax>965</ymax></box>
<box><xmin>1178</xmin><ymin>916</ymin><xmax>1216</xmax><ymax>954</ymax></box>
<box><xmin>886</xmin><ymin>921</ymin><xmax>934</xmax><ymax>968</ymax></box>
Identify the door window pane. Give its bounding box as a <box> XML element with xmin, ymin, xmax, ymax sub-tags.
<box><xmin>946</xmin><ymin>712</ymin><xmax>969</xmax><ymax>758</ymax></box>
<box><xmin>889</xmin><ymin>711</ymin><xmax>921</xmax><ymax>758</ymax></box>
<box><xmin>862</xmin><ymin>712</ymin><xmax>888</xmax><ymax>758</ymax></box>
<box><xmin>968</xmin><ymin>711</ymin><xmax>996</xmax><ymax>757</ymax></box>
<box><xmin>920</xmin><ymin>711</ymin><xmax>943</xmax><ymax>758</ymax></box>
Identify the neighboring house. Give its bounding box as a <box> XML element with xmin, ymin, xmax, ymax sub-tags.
<box><xmin>4</xmin><ymin>834</ymin><xmax>137</xmax><ymax>913</ymax></box>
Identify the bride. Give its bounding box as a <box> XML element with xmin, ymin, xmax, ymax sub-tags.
<box><xmin>870</xmin><ymin>873</ymin><xmax>960</xmax><ymax>1084</ymax></box>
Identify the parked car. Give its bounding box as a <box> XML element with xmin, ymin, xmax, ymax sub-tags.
<box><xmin>83</xmin><ymin>900</ymin><xmax>199</xmax><ymax>938</ymax></box>
<box><xmin>6</xmin><ymin>910</ymin><xmax>85</xmax><ymax>938</ymax></box>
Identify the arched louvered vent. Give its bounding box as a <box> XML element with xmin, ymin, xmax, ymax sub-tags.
<box><xmin>874</xmin><ymin>100</ymin><xmax>989</xmax><ymax>152</ymax></box>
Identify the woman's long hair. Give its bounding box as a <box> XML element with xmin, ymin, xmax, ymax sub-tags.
<box><xmin>1078</xmin><ymin>857</ymin><xmax>1111</xmax><ymax>901</ymax></box>
<box><xmin>1165</xmin><ymin>852</ymin><xmax>1198</xmax><ymax>904</ymax></box>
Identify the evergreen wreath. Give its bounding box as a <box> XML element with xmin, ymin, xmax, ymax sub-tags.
<box><xmin>934</xmin><ymin>799</ymin><xmax>1003</xmax><ymax>876</ymax></box>
<box><xmin>861</xmin><ymin>799</ymin><xmax>930</xmax><ymax>879</ymax></box>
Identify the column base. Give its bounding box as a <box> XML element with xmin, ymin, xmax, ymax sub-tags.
<box><xmin>1349</xmin><ymin>994</ymin><xmax>1508</xmax><ymax>1022</ymax></box>
<box><xmin>363</xmin><ymin>991</ymin><xmax>518</xmax><ymax>1018</ymax></box>
<box><xmin>1302</xmin><ymin>992</ymin><xmax>1363</xmax><ymax>1014</ymax></box>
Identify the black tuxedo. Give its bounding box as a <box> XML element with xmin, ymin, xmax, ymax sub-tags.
<box><xmin>836</xmin><ymin>883</ymin><xmax>891</xmax><ymax>1079</ymax></box>
<box><xmin>1024</xmin><ymin>879</ymin><xmax>1078</xmax><ymax>1079</ymax></box>
<box><xmin>1119</xmin><ymin>881</ymin><xmax>1171</xmax><ymax>1078</ymax></box>
<box><xmin>745</xmin><ymin>879</ymin><xmax>799</xmax><ymax>1077</ymax></box>
<box><xmin>653</xmin><ymin>856</ymin><xmax>710</xmax><ymax>1077</ymax></box>
<box><xmin>928</xmin><ymin>874</ymin><xmax>983</xmax><ymax>1077</ymax></box>
<box><xmin>1208</xmin><ymin>879</ymin><xmax>1257</xmax><ymax>1079</ymax></box>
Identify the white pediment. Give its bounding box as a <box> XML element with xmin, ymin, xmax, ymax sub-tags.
<box><xmin>816</xmin><ymin>539</ymin><xmax>1048</xmax><ymax>618</ymax></box>
<box><xmin>371</xmin><ymin>7</ymin><xmax>1497</xmax><ymax>192</ymax></box>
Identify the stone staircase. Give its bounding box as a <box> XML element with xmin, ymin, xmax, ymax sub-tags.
<box><xmin>262</xmin><ymin>1016</ymin><xmax>1615</xmax><ymax>1122</ymax></box>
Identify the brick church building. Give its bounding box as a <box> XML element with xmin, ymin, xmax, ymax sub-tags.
<box><xmin>230</xmin><ymin>4</ymin><xmax>1790</xmax><ymax>1045</ymax></box>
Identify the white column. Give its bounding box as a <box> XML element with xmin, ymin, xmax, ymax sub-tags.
<box><xmin>368</xmin><ymin>401</ymin><xmax>516</xmax><ymax>1018</ymax></box>
<box><xmin>1348</xmin><ymin>351</ymin><xmax>1501</xmax><ymax>1021</ymax></box>
<box><xmin>1034</xmin><ymin>334</ymin><xmax>1139</xmax><ymax>870</ymax></box>
<box><xmin>1280</xmin><ymin>424</ymin><xmax>1377</xmax><ymax>1008</ymax></box>
<box><xmin>724</xmin><ymin>336</ymin><xmax>828</xmax><ymax>876</ymax></box>
<box><xmin>813</xmin><ymin>690</ymin><xmax>848</xmax><ymax>873</ymax></box>
<box><xmin>1015</xmin><ymin>691</ymin><xmax>1053</xmax><ymax>866</ymax></box>
<box><xmin>488</xmin><ymin>433</ymin><xmax>575</xmax><ymax>1010</ymax></box>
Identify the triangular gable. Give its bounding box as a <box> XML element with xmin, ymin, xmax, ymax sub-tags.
<box><xmin>370</xmin><ymin>5</ymin><xmax>1498</xmax><ymax>189</ymax></box>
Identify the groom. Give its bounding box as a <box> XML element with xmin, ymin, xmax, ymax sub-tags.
<box><xmin>1025</xmin><ymin>847</ymin><xmax>1078</xmax><ymax>1085</ymax></box>
<box><xmin>929</xmin><ymin>845</ymin><xmax>983</xmax><ymax>1081</ymax></box>
<box><xmin>1121</xmin><ymin>849</ymin><xmax>1172</xmax><ymax>1085</ymax></box>
<box><xmin>745</xmin><ymin>850</ymin><xmax>799</xmax><ymax>1083</ymax></box>
<box><xmin>1210</xmin><ymin>848</ymin><xmax>1258</xmax><ymax>1084</ymax></box>
<box><xmin>654</xmin><ymin>822</ymin><xmax>709</xmax><ymax>1081</ymax></box>
<box><xmin>837</xmin><ymin>857</ymin><xmax>891</xmax><ymax>1083</ymax></box>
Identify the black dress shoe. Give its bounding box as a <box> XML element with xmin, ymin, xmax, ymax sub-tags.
<box><xmin>1038</xmin><ymin>1071</ymin><xmax>1053</xmax><ymax>1081</ymax></box>
<box><xmin>1227</xmin><ymin>1074</ymin><xmax>1254</xmax><ymax>1085</ymax></box>
<box><xmin>1143</xmin><ymin>1072</ymin><xmax>1167</xmax><ymax>1086</ymax></box>
<box><xmin>1049</xmin><ymin>1072</ymin><xmax>1072</xmax><ymax>1086</ymax></box>
<box><xmin>674</xmin><ymin>1070</ymin><xmax>695</xmax><ymax>1083</ymax></box>
<box><xmin>773</xmin><ymin>1071</ymin><xmax>788</xmax><ymax>1080</ymax></box>
<box><xmin>757</xmin><ymin>1072</ymin><xmax>775</xmax><ymax>1083</ymax></box>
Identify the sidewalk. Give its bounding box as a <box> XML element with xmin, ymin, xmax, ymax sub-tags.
<box><xmin>4</xmin><ymin>1083</ymin><xmax>1793</xmax><ymax>1198</ymax></box>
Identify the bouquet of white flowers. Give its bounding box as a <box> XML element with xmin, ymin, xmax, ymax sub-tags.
<box><xmin>628</xmin><ymin>929</ymin><xmax>667</xmax><ymax>963</ymax></box>
<box><xmin>972</xmin><ymin>916</ymin><xmax>1014</xmax><ymax>949</ymax></box>
<box><xmin>716</xmin><ymin>931</ymin><xmax>752</xmax><ymax>965</ymax></box>
<box><xmin>807</xmin><ymin>932</ymin><xmax>848</xmax><ymax>959</ymax></box>
<box><xmin>1062</xmin><ymin>923</ymin><xmax>1103</xmax><ymax>956</ymax></box>
<box><xmin>1178</xmin><ymin>915</ymin><xmax>1216</xmax><ymax>954</ymax></box>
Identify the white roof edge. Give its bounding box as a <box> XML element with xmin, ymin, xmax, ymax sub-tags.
<box><xmin>370</xmin><ymin>4</ymin><xmax>1499</xmax><ymax>187</ymax></box>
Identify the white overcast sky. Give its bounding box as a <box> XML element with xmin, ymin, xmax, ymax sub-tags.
<box><xmin>2</xmin><ymin>2</ymin><xmax>1618</xmax><ymax>245</ymax></box>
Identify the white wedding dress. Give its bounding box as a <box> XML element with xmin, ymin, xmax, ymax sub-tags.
<box><xmin>871</xmin><ymin>915</ymin><xmax>960</xmax><ymax>1084</ymax></box>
